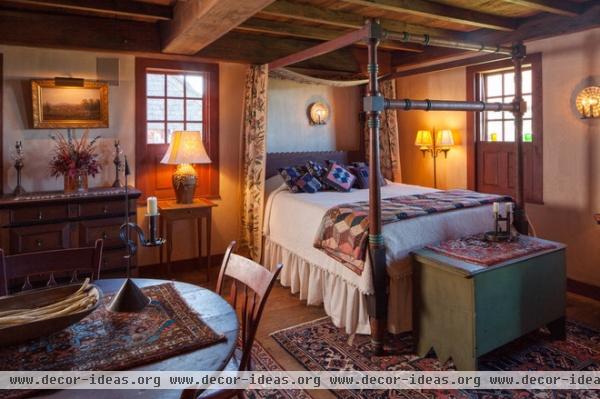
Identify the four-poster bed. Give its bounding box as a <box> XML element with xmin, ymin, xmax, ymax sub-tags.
<box><xmin>265</xmin><ymin>19</ymin><xmax>530</xmax><ymax>354</ymax></box>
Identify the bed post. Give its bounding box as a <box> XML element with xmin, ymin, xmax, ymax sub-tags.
<box><xmin>511</xmin><ymin>42</ymin><xmax>529</xmax><ymax>235</ymax></box>
<box><xmin>364</xmin><ymin>19</ymin><xmax>387</xmax><ymax>355</ymax></box>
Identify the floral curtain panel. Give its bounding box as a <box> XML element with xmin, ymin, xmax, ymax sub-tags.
<box><xmin>364</xmin><ymin>79</ymin><xmax>402</xmax><ymax>182</ymax></box>
<box><xmin>240</xmin><ymin>64</ymin><xmax>269</xmax><ymax>261</ymax></box>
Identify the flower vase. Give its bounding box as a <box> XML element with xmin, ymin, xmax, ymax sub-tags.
<box><xmin>64</xmin><ymin>173</ymin><xmax>88</xmax><ymax>193</ymax></box>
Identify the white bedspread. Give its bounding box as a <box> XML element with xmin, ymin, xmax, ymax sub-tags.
<box><xmin>264</xmin><ymin>183</ymin><xmax>493</xmax><ymax>333</ymax></box>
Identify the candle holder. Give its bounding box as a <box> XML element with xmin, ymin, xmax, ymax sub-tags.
<box><xmin>112</xmin><ymin>140</ymin><xmax>123</xmax><ymax>188</ymax></box>
<box><xmin>12</xmin><ymin>141</ymin><xmax>26</xmax><ymax>197</ymax></box>
<box><xmin>484</xmin><ymin>203</ymin><xmax>515</xmax><ymax>242</ymax></box>
<box><xmin>108</xmin><ymin>156</ymin><xmax>166</xmax><ymax>313</ymax></box>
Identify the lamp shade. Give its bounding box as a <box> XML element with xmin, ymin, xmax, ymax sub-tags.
<box><xmin>160</xmin><ymin>131</ymin><xmax>211</xmax><ymax>165</ymax></box>
<box><xmin>436</xmin><ymin>129</ymin><xmax>455</xmax><ymax>147</ymax></box>
<box><xmin>415</xmin><ymin>130</ymin><xmax>433</xmax><ymax>148</ymax></box>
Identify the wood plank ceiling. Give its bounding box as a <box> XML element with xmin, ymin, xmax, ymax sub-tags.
<box><xmin>0</xmin><ymin>0</ymin><xmax>598</xmax><ymax>76</ymax></box>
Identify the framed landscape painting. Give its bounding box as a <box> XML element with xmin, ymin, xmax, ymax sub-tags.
<box><xmin>31</xmin><ymin>79</ymin><xmax>109</xmax><ymax>128</ymax></box>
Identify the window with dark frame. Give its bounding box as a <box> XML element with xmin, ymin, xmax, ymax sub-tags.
<box><xmin>135</xmin><ymin>58</ymin><xmax>219</xmax><ymax>202</ymax></box>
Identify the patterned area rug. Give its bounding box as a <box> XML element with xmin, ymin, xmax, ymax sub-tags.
<box><xmin>245</xmin><ymin>340</ymin><xmax>312</xmax><ymax>399</ymax></box>
<box><xmin>271</xmin><ymin>317</ymin><xmax>600</xmax><ymax>398</ymax></box>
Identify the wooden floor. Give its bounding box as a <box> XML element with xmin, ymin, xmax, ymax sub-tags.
<box><xmin>140</xmin><ymin>262</ymin><xmax>600</xmax><ymax>399</ymax></box>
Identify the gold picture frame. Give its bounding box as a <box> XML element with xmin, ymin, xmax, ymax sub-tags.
<box><xmin>31</xmin><ymin>79</ymin><xmax>109</xmax><ymax>128</ymax></box>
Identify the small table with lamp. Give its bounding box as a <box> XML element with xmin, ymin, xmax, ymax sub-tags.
<box><xmin>157</xmin><ymin>130</ymin><xmax>215</xmax><ymax>279</ymax></box>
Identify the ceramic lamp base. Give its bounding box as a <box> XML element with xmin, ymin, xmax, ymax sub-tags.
<box><xmin>173</xmin><ymin>164</ymin><xmax>197</xmax><ymax>204</ymax></box>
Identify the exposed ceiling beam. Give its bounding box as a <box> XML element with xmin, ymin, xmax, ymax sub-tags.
<box><xmin>340</xmin><ymin>0</ymin><xmax>516</xmax><ymax>31</ymax></box>
<box><xmin>0</xmin><ymin>9</ymin><xmax>161</xmax><ymax>53</ymax></box>
<box><xmin>260</xmin><ymin>0</ymin><xmax>465</xmax><ymax>39</ymax></box>
<box><xmin>6</xmin><ymin>0</ymin><xmax>172</xmax><ymax>20</ymax></box>
<box><xmin>161</xmin><ymin>0</ymin><xmax>275</xmax><ymax>54</ymax></box>
<box><xmin>392</xmin><ymin>3</ymin><xmax>600</xmax><ymax>68</ymax></box>
<box><xmin>502</xmin><ymin>0</ymin><xmax>583</xmax><ymax>17</ymax></box>
<box><xmin>236</xmin><ymin>18</ymin><xmax>423</xmax><ymax>52</ymax></box>
<box><xmin>196</xmin><ymin>31</ymin><xmax>370</xmax><ymax>73</ymax></box>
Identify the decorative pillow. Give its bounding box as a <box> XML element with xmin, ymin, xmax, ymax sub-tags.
<box><xmin>351</xmin><ymin>162</ymin><xmax>387</xmax><ymax>189</ymax></box>
<box><xmin>278</xmin><ymin>166</ymin><xmax>305</xmax><ymax>193</ymax></box>
<box><xmin>305</xmin><ymin>160</ymin><xmax>330</xmax><ymax>190</ymax></box>
<box><xmin>324</xmin><ymin>162</ymin><xmax>356</xmax><ymax>192</ymax></box>
<box><xmin>295</xmin><ymin>172</ymin><xmax>322</xmax><ymax>193</ymax></box>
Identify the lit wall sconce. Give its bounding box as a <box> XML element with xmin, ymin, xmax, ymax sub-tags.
<box><xmin>414</xmin><ymin>129</ymin><xmax>455</xmax><ymax>188</ymax></box>
<box><xmin>575</xmin><ymin>86</ymin><xmax>599</xmax><ymax>119</ymax></box>
<box><xmin>308</xmin><ymin>102</ymin><xmax>330</xmax><ymax>125</ymax></box>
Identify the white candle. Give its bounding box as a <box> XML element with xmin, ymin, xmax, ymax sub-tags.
<box><xmin>505</xmin><ymin>202</ymin><xmax>513</xmax><ymax>215</ymax></box>
<box><xmin>492</xmin><ymin>202</ymin><xmax>499</xmax><ymax>214</ymax></box>
<box><xmin>147</xmin><ymin>196</ymin><xmax>158</xmax><ymax>216</ymax></box>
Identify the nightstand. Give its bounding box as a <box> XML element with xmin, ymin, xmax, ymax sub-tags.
<box><xmin>158</xmin><ymin>198</ymin><xmax>217</xmax><ymax>279</ymax></box>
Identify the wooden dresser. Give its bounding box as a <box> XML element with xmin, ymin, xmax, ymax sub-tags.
<box><xmin>0</xmin><ymin>187</ymin><xmax>141</xmax><ymax>273</ymax></box>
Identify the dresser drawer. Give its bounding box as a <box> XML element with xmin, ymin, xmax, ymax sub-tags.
<box><xmin>79</xmin><ymin>218</ymin><xmax>124</xmax><ymax>249</ymax></box>
<box><xmin>79</xmin><ymin>201</ymin><xmax>127</xmax><ymax>218</ymax></box>
<box><xmin>10</xmin><ymin>223</ymin><xmax>71</xmax><ymax>254</ymax></box>
<box><xmin>11</xmin><ymin>205</ymin><xmax>68</xmax><ymax>224</ymax></box>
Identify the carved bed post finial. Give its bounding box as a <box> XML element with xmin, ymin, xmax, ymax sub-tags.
<box><xmin>364</xmin><ymin>18</ymin><xmax>388</xmax><ymax>355</ymax></box>
<box><xmin>511</xmin><ymin>41</ymin><xmax>529</xmax><ymax>235</ymax></box>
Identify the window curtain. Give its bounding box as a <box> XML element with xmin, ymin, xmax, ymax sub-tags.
<box><xmin>239</xmin><ymin>64</ymin><xmax>269</xmax><ymax>261</ymax></box>
<box><xmin>364</xmin><ymin>79</ymin><xmax>402</xmax><ymax>182</ymax></box>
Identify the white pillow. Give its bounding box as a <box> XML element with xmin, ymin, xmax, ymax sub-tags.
<box><xmin>265</xmin><ymin>174</ymin><xmax>285</xmax><ymax>198</ymax></box>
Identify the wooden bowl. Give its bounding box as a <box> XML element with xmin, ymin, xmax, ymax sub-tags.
<box><xmin>0</xmin><ymin>283</ymin><xmax>103</xmax><ymax>347</ymax></box>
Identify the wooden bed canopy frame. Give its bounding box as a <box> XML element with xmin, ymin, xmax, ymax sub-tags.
<box><xmin>268</xmin><ymin>19</ymin><xmax>529</xmax><ymax>354</ymax></box>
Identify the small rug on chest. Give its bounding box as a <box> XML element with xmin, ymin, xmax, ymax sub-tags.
<box><xmin>0</xmin><ymin>283</ymin><xmax>225</xmax><ymax>398</ymax></box>
<box><xmin>271</xmin><ymin>317</ymin><xmax>600</xmax><ymax>399</ymax></box>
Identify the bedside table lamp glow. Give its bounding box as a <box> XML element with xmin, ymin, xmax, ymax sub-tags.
<box><xmin>160</xmin><ymin>131</ymin><xmax>211</xmax><ymax>204</ymax></box>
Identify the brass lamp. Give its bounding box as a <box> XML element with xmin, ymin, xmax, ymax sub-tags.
<box><xmin>575</xmin><ymin>86</ymin><xmax>599</xmax><ymax>119</ymax></box>
<box><xmin>415</xmin><ymin>129</ymin><xmax>454</xmax><ymax>188</ymax></box>
<box><xmin>160</xmin><ymin>131</ymin><xmax>211</xmax><ymax>204</ymax></box>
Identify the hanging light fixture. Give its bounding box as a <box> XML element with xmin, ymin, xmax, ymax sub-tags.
<box><xmin>575</xmin><ymin>86</ymin><xmax>600</xmax><ymax>119</ymax></box>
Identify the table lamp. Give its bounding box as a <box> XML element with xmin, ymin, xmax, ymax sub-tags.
<box><xmin>161</xmin><ymin>131</ymin><xmax>211</xmax><ymax>204</ymax></box>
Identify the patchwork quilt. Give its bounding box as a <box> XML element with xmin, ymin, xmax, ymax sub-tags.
<box><xmin>313</xmin><ymin>189</ymin><xmax>512</xmax><ymax>275</ymax></box>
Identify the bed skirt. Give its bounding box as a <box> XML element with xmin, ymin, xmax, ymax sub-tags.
<box><xmin>263</xmin><ymin>237</ymin><xmax>412</xmax><ymax>335</ymax></box>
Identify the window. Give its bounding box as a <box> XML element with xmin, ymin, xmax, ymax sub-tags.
<box><xmin>466</xmin><ymin>54</ymin><xmax>543</xmax><ymax>204</ymax></box>
<box><xmin>481</xmin><ymin>68</ymin><xmax>533</xmax><ymax>143</ymax></box>
<box><xmin>135</xmin><ymin>58</ymin><xmax>219</xmax><ymax>201</ymax></box>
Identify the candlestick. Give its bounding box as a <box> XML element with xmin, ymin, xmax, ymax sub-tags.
<box><xmin>147</xmin><ymin>196</ymin><xmax>158</xmax><ymax>216</ymax></box>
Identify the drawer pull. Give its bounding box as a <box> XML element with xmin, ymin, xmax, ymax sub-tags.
<box><xmin>35</xmin><ymin>239</ymin><xmax>43</xmax><ymax>247</ymax></box>
<box><xmin>37</xmin><ymin>211</ymin><xmax>43</xmax><ymax>220</ymax></box>
<box><xmin>103</xmin><ymin>206</ymin><xmax>109</xmax><ymax>214</ymax></box>
<box><xmin>101</xmin><ymin>232</ymin><xmax>109</xmax><ymax>240</ymax></box>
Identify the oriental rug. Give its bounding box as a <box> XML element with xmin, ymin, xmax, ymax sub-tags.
<box><xmin>426</xmin><ymin>234</ymin><xmax>557</xmax><ymax>266</ymax></box>
<box><xmin>271</xmin><ymin>317</ymin><xmax>600</xmax><ymax>399</ymax></box>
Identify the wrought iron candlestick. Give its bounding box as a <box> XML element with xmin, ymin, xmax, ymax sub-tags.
<box><xmin>108</xmin><ymin>157</ymin><xmax>165</xmax><ymax>313</ymax></box>
<box><xmin>112</xmin><ymin>140</ymin><xmax>123</xmax><ymax>188</ymax></box>
<box><xmin>12</xmin><ymin>141</ymin><xmax>26</xmax><ymax>197</ymax></box>
<box><xmin>484</xmin><ymin>202</ymin><xmax>514</xmax><ymax>242</ymax></box>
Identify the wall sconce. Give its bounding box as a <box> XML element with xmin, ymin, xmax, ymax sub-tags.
<box><xmin>414</xmin><ymin>129</ymin><xmax>455</xmax><ymax>188</ymax></box>
<box><xmin>308</xmin><ymin>102</ymin><xmax>330</xmax><ymax>125</ymax></box>
<box><xmin>575</xmin><ymin>86</ymin><xmax>599</xmax><ymax>119</ymax></box>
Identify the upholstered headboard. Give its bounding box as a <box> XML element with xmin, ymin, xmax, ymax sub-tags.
<box><xmin>265</xmin><ymin>150</ymin><xmax>361</xmax><ymax>179</ymax></box>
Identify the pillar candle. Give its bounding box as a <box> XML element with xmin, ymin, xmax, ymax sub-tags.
<box><xmin>492</xmin><ymin>202</ymin><xmax>499</xmax><ymax>214</ymax></box>
<box><xmin>147</xmin><ymin>196</ymin><xmax>158</xmax><ymax>216</ymax></box>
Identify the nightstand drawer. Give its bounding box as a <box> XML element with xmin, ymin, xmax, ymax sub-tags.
<box><xmin>80</xmin><ymin>201</ymin><xmax>126</xmax><ymax>218</ymax></box>
<box><xmin>162</xmin><ymin>207</ymin><xmax>209</xmax><ymax>220</ymax></box>
<box><xmin>10</xmin><ymin>223</ymin><xmax>71</xmax><ymax>253</ymax></box>
<box><xmin>79</xmin><ymin>218</ymin><xmax>124</xmax><ymax>249</ymax></box>
<box><xmin>11</xmin><ymin>205</ymin><xmax>68</xmax><ymax>224</ymax></box>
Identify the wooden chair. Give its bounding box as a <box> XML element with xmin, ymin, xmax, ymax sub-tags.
<box><xmin>0</xmin><ymin>239</ymin><xmax>104</xmax><ymax>296</ymax></box>
<box><xmin>181</xmin><ymin>241</ymin><xmax>283</xmax><ymax>399</ymax></box>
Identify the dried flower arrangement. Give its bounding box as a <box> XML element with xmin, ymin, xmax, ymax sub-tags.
<box><xmin>49</xmin><ymin>130</ymin><xmax>102</xmax><ymax>179</ymax></box>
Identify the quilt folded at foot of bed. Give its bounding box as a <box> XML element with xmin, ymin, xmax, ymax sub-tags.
<box><xmin>313</xmin><ymin>189</ymin><xmax>512</xmax><ymax>275</ymax></box>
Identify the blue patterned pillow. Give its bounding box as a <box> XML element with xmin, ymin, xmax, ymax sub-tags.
<box><xmin>351</xmin><ymin>162</ymin><xmax>387</xmax><ymax>189</ymax></box>
<box><xmin>295</xmin><ymin>172</ymin><xmax>322</xmax><ymax>193</ymax></box>
<box><xmin>305</xmin><ymin>160</ymin><xmax>330</xmax><ymax>190</ymax></box>
<box><xmin>278</xmin><ymin>166</ymin><xmax>305</xmax><ymax>193</ymax></box>
<box><xmin>324</xmin><ymin>162</ymin><xmax>356</xmax><ymax>192</ymax></box>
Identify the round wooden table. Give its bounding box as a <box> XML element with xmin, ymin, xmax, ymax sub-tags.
<box><xmin>41</xmin><ymin>278</ymin><xmax>239</xmax><ymax>399</ymax></box>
